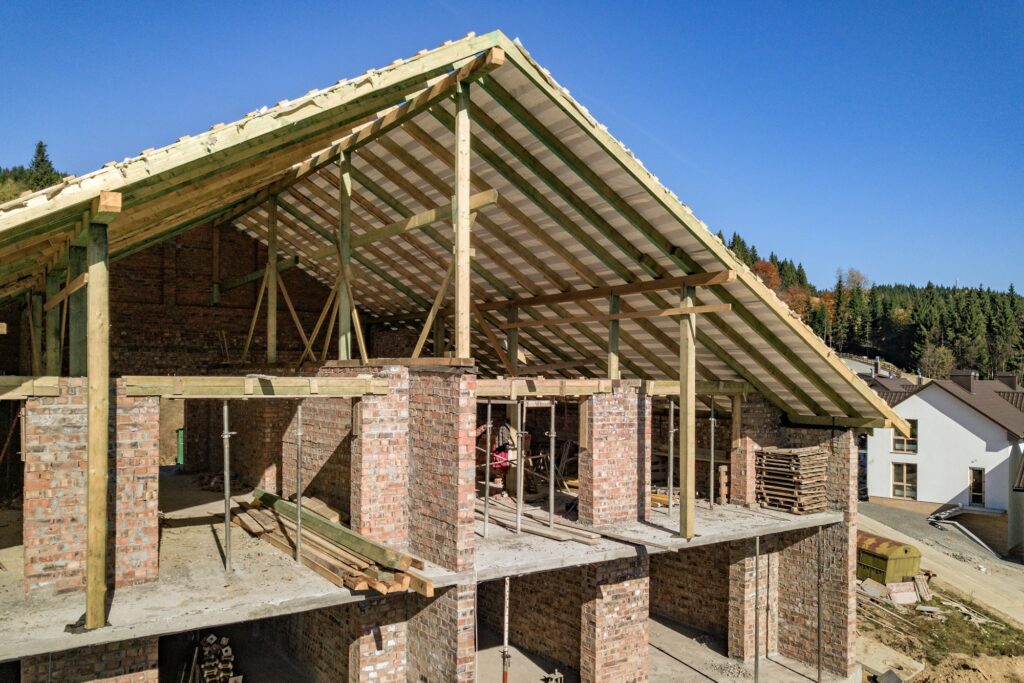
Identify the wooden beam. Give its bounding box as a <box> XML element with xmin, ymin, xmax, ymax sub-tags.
<box><xmin>218</xmin><ymin>256</ymin><xmax>299</xmax><ymax>295</ymax></box>
<box><xmin>607</xmin><ymin>295</ymin><xmax>620</xmax><ymax>380</ymax></box>
<box><xmin>646</xmin><ymin>380</ymin><xmax>749</xmax><ymax>397</ymax></box>
<box><xmin>506</xmin><ymin>307</ymin><xmax>519</xmax><ymax>375</ymax></box>
<box><xmin>89</xmin><ymin>191</ymin><xmax>122</xmax><ymax>224</ymax></box>
<box><xmin>412</xmin><ymin>261</ymin><xmax>455</xmax><ymax>359</ymax></box>
<box><xmin>499</xmin><ymin>304</ymin><xmax>731</xmax><ymax>329</ymax></box>
<box><xmin>477</xmin><ymin>378</ymin><xmax>618</xmax><ymax>398</ymax></box>
<box><xmin>123</xmin><ymin>375</ymin><xmax>388</xmax><ymax>398</ymax></box>
<box><xmin>476</xmin><ymin>271</ymin><xmax>736</xmax><ymax>312</ymax></box>
<box><xmin>44</xmin><ymin>270</ymin><xmax>63</xmax><ymax>374</ymax></box>
<box><xmin>731</xmin><ymin>394</ymin><xmax>743</xmax><ymax>461</ymax></box>
<box><xmin>351</xmin><ymin>190</ymin><xmax>497</xmax><ymax>249</ymax></box>
<box><xmin>68</xmin><ymin>245</ymin><xmax>87</xmax><ymax>376</ymax></box>
<box><xmin>453</xmin><ymin>80</ymin><xmax>472</xmax><ymax>359</ymax></box>
<box><xmin>29</xmin><ymin>292</ymin><xmax>42</xmax><ymax>376</ymax></box>
<box><xmin>266</xmin><ymin>201</ymin><xmax>278</xmax><ymax>364</ymax></box>
<box><xmin>0</xmin><ymin>322</ymin><xmax>6</xmax><ymax>335</ymax></box>
<box><xmin>784</xmin><ymin>415</ymin><xmax>889</xmax><ymax>429</ymax></box>
<box><xmin>516</xmin><ymin>358</ymin><xmax>594</xmax><ymax>375</ymax></box>
<box><xmin>679</xmin><ymin>286</ymin><xmax>696</xmax><ymax>540</ymax></box>
<box><xmin>0</xmin><ymin>376</ymin><xmax>60</xmax><ymax>399</ymax></box>
<box><xmin>85</xmin><ymin>221</ymin><xmax>110</xmax><ymax>630</ymax></box>
<box><xmin>43</xmin><ymin>271</ymin><xmax>87</xmax><ymax>312</ymax></box>
<box><xmin>472</xmin><ymin>303</ymin><xmax>514</xmax><ymax>375</ymax></box>
<box><xmin>337</xmin><ymin>152</ymin><xmax>353</xmax><ymax>361</ymax></box>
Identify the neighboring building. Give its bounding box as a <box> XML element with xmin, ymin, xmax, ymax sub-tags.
<box><xmin>864</xmin><ymin>370</ymin><xmax>1024</xmax><ymax>557</ymax></box>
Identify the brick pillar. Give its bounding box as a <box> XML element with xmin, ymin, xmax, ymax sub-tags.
<box><xmin>579</xmin><ymin>383</ymin><xmax>646</xmax><ymax>525</ymax></box>
<box><xmin>350</xmin><ymin>597</ymin><xmax>409</xmax><ymax>683</ymax></box>
<box><xmin>727</xmin><ymin>538</ymin><xmax>779</xmax><ymax>662</ymax></box>
<box><xmin>407</xmin><ymin>584</ymin><xmax>477</xmax><ymax>683</ymax></box>
<box><xmin>21</xmin><ymin>637</ymin><xmax>158</xmax><ymax>682</ymax></box>
<box><xmin>580</xmin><ymin>556</ymin><xmax>649</xmax><ymax>683</ymax></box>
<box><xmin>730</xmin><ymin>393</ymin><xmax>782</xmax><ymax>506</ymax></box>
<box><xmin>23</xmin><ymin>379</ymin><xmax>159</xmax><ymax>595</ymax></box>
<box><xmin>350</xmin><ymin>366</ymin><xmax>410</xmax><ymax>550</ymax></box>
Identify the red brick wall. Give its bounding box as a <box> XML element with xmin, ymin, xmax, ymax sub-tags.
<box><xmin>578</xmin><ymin>383</ymin><xmax>649</xmax><ymax>525</ymax></box>
<box><xmin>23</xmin><ymin>379</ymin><xmax>159</xmax><ymax>595</ymax></box>
<box><xmin>478</xmin><ymin>570</ymin><xmax>585</xmax><ymax>671</ymax></box>
<box><xmin>276</xmin><ymin>598</ymin><xmax>408</xmax><ymax>683</ymax></box>
<box><xmin>108</xmin><ymin>224</ymin><xmax>331</xmax><ymax>376</ymax></box>
<box><xmin>580</xmin><ymin>556</ymin><xmax>649</xmax><ymax>683</ymax></box>
<box><xmin>727</xmin><ymin>537</ymin><xmax>780</xmax><ymax>660</ymax></box>
<box><xmin>281</xmin><ymin>397</ymin><xmax>355</xmax><ymax>514</ymax></box>
<box><xmin>650</xmin><ymin>544</ymin><xmax>729</xmax><ymax>638</ymax></box>
<box><xmin>408</xmin><ymin>584</ymin><xmax>477</xmax><ymax>683</ymax></box>
<box><xmin>369</xmin><ymin>327</ymin><xmax>419</xmax><ymax>358</ymax></box>
<box><xmin>21</xmin><ymin>636</ymin><xmax>157</xmax><ymax>683</ymax></box>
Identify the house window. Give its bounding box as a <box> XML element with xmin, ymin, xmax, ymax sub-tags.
<box><xmin>969</xmin><ymin>468</ymin><xmax>985</xmax><ymax>507</ymax></box>
<box><xmin>892</xmin><ymin>420</ymin><xmax>918</xmax><ymax>454</ymax></box>
<box><xmin>892</xmin><ymin>463</ymin><xmax>917</xmax><ymax>500</ymax></box>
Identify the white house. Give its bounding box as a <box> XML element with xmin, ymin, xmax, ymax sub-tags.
<box><xmin>864</xmin><ymin>370</ymin><xmax>1024</xmax><ymax>558</ymax></box>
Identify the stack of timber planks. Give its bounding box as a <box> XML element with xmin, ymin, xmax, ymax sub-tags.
<box><xmin>232</xmin><ymin>489</ymin><xmax>433</xmax><ymax>597</ymax></box>
<box><xmin>755</xmin><ymin>446</ymin><xmax>828</xmax><ymax>514</ymax></box>
<box><xmin>475</xmin><ymin>496</ymin><xmax>600</xmax><ymax>545</ymax></box>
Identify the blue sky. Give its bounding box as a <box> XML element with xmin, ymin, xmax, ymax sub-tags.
<box><xmin>2</xmin><ymin>1</ymin><xmax>1021</xmax><ymax>290</ymax></box>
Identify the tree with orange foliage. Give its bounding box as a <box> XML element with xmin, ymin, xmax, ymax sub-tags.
<box><xmin>751</xmin><ymin>259</ymin><xmax>781</xmax><ymax>291</ymax></box>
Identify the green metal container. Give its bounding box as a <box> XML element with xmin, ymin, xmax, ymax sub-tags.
<box><xmin>856</xmin><ymin>531</ymin><xmax>921</xmax><ymax>584</ymax></box>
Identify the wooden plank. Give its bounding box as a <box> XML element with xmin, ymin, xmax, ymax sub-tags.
<box><xmin>412</xmin><ymin>260</ymin><xmax>454</xmax><ymax>359</ymax></box>
<box><xmin>453</xmin><ymin>80</ymin><xmax>472</xmax><ymax>359</ymax></box>
<box><xmin>679</xmin><ymin>286</ymin><xmax>696</xmax><ymax>540</ymax></box>
<box><xmin>337</xmin><ymin>153</ymin><xmax>353</xmax><ymax>361</ymax></box>
<box><xmin>219</xmin><ymin>256</ymin><xmax>298</xmax><ymax>295</ymax></box>
<box><xmin>785</xmin><ymin>415</ymin><xmax>889</xmax><ymax>429</ymax></box>
<box><xmin>506</xmin><ymin>307</ymin><xmax>519</xmax><ymax>375</ymax></box>
<box><xmin>240</xmin><ymin>268</ymin><xmax>269</xmax><ymax>362</ymax></box>
<box><xmin>89</xmin><ymin>191</ymin><xmax>122</xmax><ymax>224</ymax></box>
<box><xmin>85</xmin><ymin>221</ymin><xmax>110</xmax><ymax>630</ymax></box>
<box><xmin>266</xmin><ymin>200</ymin><xmax>278</xmax><ymax>364</ymax></box>
<box><xmin>477</xmin><ymin>378</ymin><xmax>616</xmax><ymax>398</ymax></box>
<box><xmin>43</xmin><ymin>271</ymin><xmax>86</xmax><ymax>312</ymax></box>
<box><xmin>516</xmin><ymin>359</ymin><xmax>594</xmax><ymax>375</ymax></box>
<box><xmin>29</xmin><ymin>292</ymin><xmax>42</xmax><ymax>376</ymax></box>
<box><xmin>276</xmin><ymin>274</ymin><xmax>312</xmax><ymax>354</ymax></box>
<box><xmin>252</xmin><ymin>488</ymin><xmax>411</xmax><ymax>571</ymax></box>
<box><xmin>351</xmin><ymin>190</ymin><xmax>497</xmax><ymax>248</ymax></box>
<box><xmin>476</xmin><ymin>271</ymin><xmax>736</xmax><ymax>311</ymax></box>
<box><xmin>498</xmin><ymin>304</ymin><xmax>731</xmax><ymax>330</ymax></box>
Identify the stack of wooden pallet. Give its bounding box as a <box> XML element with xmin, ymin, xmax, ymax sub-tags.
<box><xmin>755</xmin><ymin>446</ymin><xmax>828</xmax><ymax>514</ymax></box>
<box><xmin>232</xmin><ymin>488</ymin><xmax>433</xmax><ymax>597</ymax></box>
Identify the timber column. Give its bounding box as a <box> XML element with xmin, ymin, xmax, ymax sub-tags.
<box><xmin>85</xmin><ymin>190</ymin><xmax>120</xmax><ymax>629</ymax></box>
<box><xmin>453</xmin><ymin>80</ymin><xmax>471</xmax><ymax>359</ymax></box>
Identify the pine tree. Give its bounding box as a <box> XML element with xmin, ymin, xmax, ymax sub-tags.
<box><xmin>28</xmin><ymin>141</ymin><xmax>61</xmax><ymax>190</ymax></box>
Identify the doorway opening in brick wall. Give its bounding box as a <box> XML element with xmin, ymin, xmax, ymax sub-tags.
<box><xmin>0</xmin><ymin>398</ymin><xmax>24</xmax><ymax>613</ymax></box>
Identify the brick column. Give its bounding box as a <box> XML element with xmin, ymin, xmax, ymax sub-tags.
<box><xmin>21</xmin><ymin>637</ymin><xmax>158</xmax><ymax>682</ymax></box>
<box><xmin>580</xmin><ymin>556</ymin><xmax>649</xmax><ymax>683</ymax></box>
<box><xmin>349</xmin><ymin>366</ymin><xmax>410</xmax><ymax>550</ymax></box>
<box><xmin>23</xmin><ymin>379</ymin><xmax>159</xmax><ymax>596</ymax></box>
<box><xmin>727</xmin><ymin>538</ymin><xmax>779</xmax><ymax>661</ymax></box>
<box><xmin>408</xmin><ymin>585</ymin><xmax>477</xmax><ymax>683</ymax></box>
<box><xmin>730</xmin><ymin>393</ymin><xmax>782</xmax><ymax>506</ymax></box>
<box><xmin>579</xmin><ymin>383</ymin><xmax>647</xmax><ymax>526</ymax></box>
<box><xmin>350</xmin><ymin>597</ymin><xmax>409</xmax><ymax>683</ymax></box>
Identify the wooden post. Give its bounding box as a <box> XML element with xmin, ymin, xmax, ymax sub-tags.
<box><xmin>45</xmin><ymin>270</ymin><xmax>63</xmax><ymax>375</ymax></box>
<box><xmin>453</xmin><ymin>80</ymin><xmax>472</xmax><ymax>359</ymax></box>
<box><xmin>731</xmin><ymin>394</ymin><xmax>743</xmax><ymax>449</ymax></box>
<box><xmin>68</xmin><ymin>246</ymin><xmax>87</xmax><ymax>376</ymax></box>
<box><xmin>679</xmin><ymin>285</ymin><xmax>696</xmax><ymax>539</ymax></box>
<box><xmin>85</xmin><ymin>190</ymin><xmax>119</xmax><ymax>630</ymax></box>
<box><xmin>507</xmin><ymin>307</ymin><xmax>519</xmax><ymax>375</ymax></box>
<box><xmin>608</xmin><ymin>294</ymin><xmax>621</xmax><ymax>380</ymax></box>
<box><xmin>266</xmin><ymin>201</ymin><xmax>278</xmax><ymax>364</ymax></box>
<box><xmin>432</xmin><ymin>316</ymin><xmax>445</xmax><ymax>357</ymax></box>
<box><xmin>29</xmin><ymin>291</ymin><xmax>43</xmax><ymax>376</ymax></box>
<box><xmin>337</xmin><ymin>153</ymin><xmax>353</xmax><ymax>361</ymax></box>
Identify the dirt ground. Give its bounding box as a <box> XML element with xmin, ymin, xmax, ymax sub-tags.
<box><xmin>914</xmin><ymin>654</ymin><xmax>1024</xmax><ymax>683</ymax></box>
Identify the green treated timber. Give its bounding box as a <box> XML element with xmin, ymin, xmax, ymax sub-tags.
<box><xmin>252</xmin><ymin>488</ymin><xmax>411</xmax><ymax>571</ymax></box>
<box><xmin>219</xmin><ymin>256</ymin><xmax>300</xmax><ymax>296</ymax></box>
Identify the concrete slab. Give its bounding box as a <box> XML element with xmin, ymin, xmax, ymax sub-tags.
<box><xmin>471</xmin><ymin>500</ymin><xmax>842</xmax><ymax>582</ymax></box>
<box><xmin>0</xmin><ymin>473</ymin><xmax>448</xmax><ymax>663</ymax></box>
<box><xmin>649</xmin><ymin>616</ymin><xmax>859</xmax><ymax>683</ymax></box>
